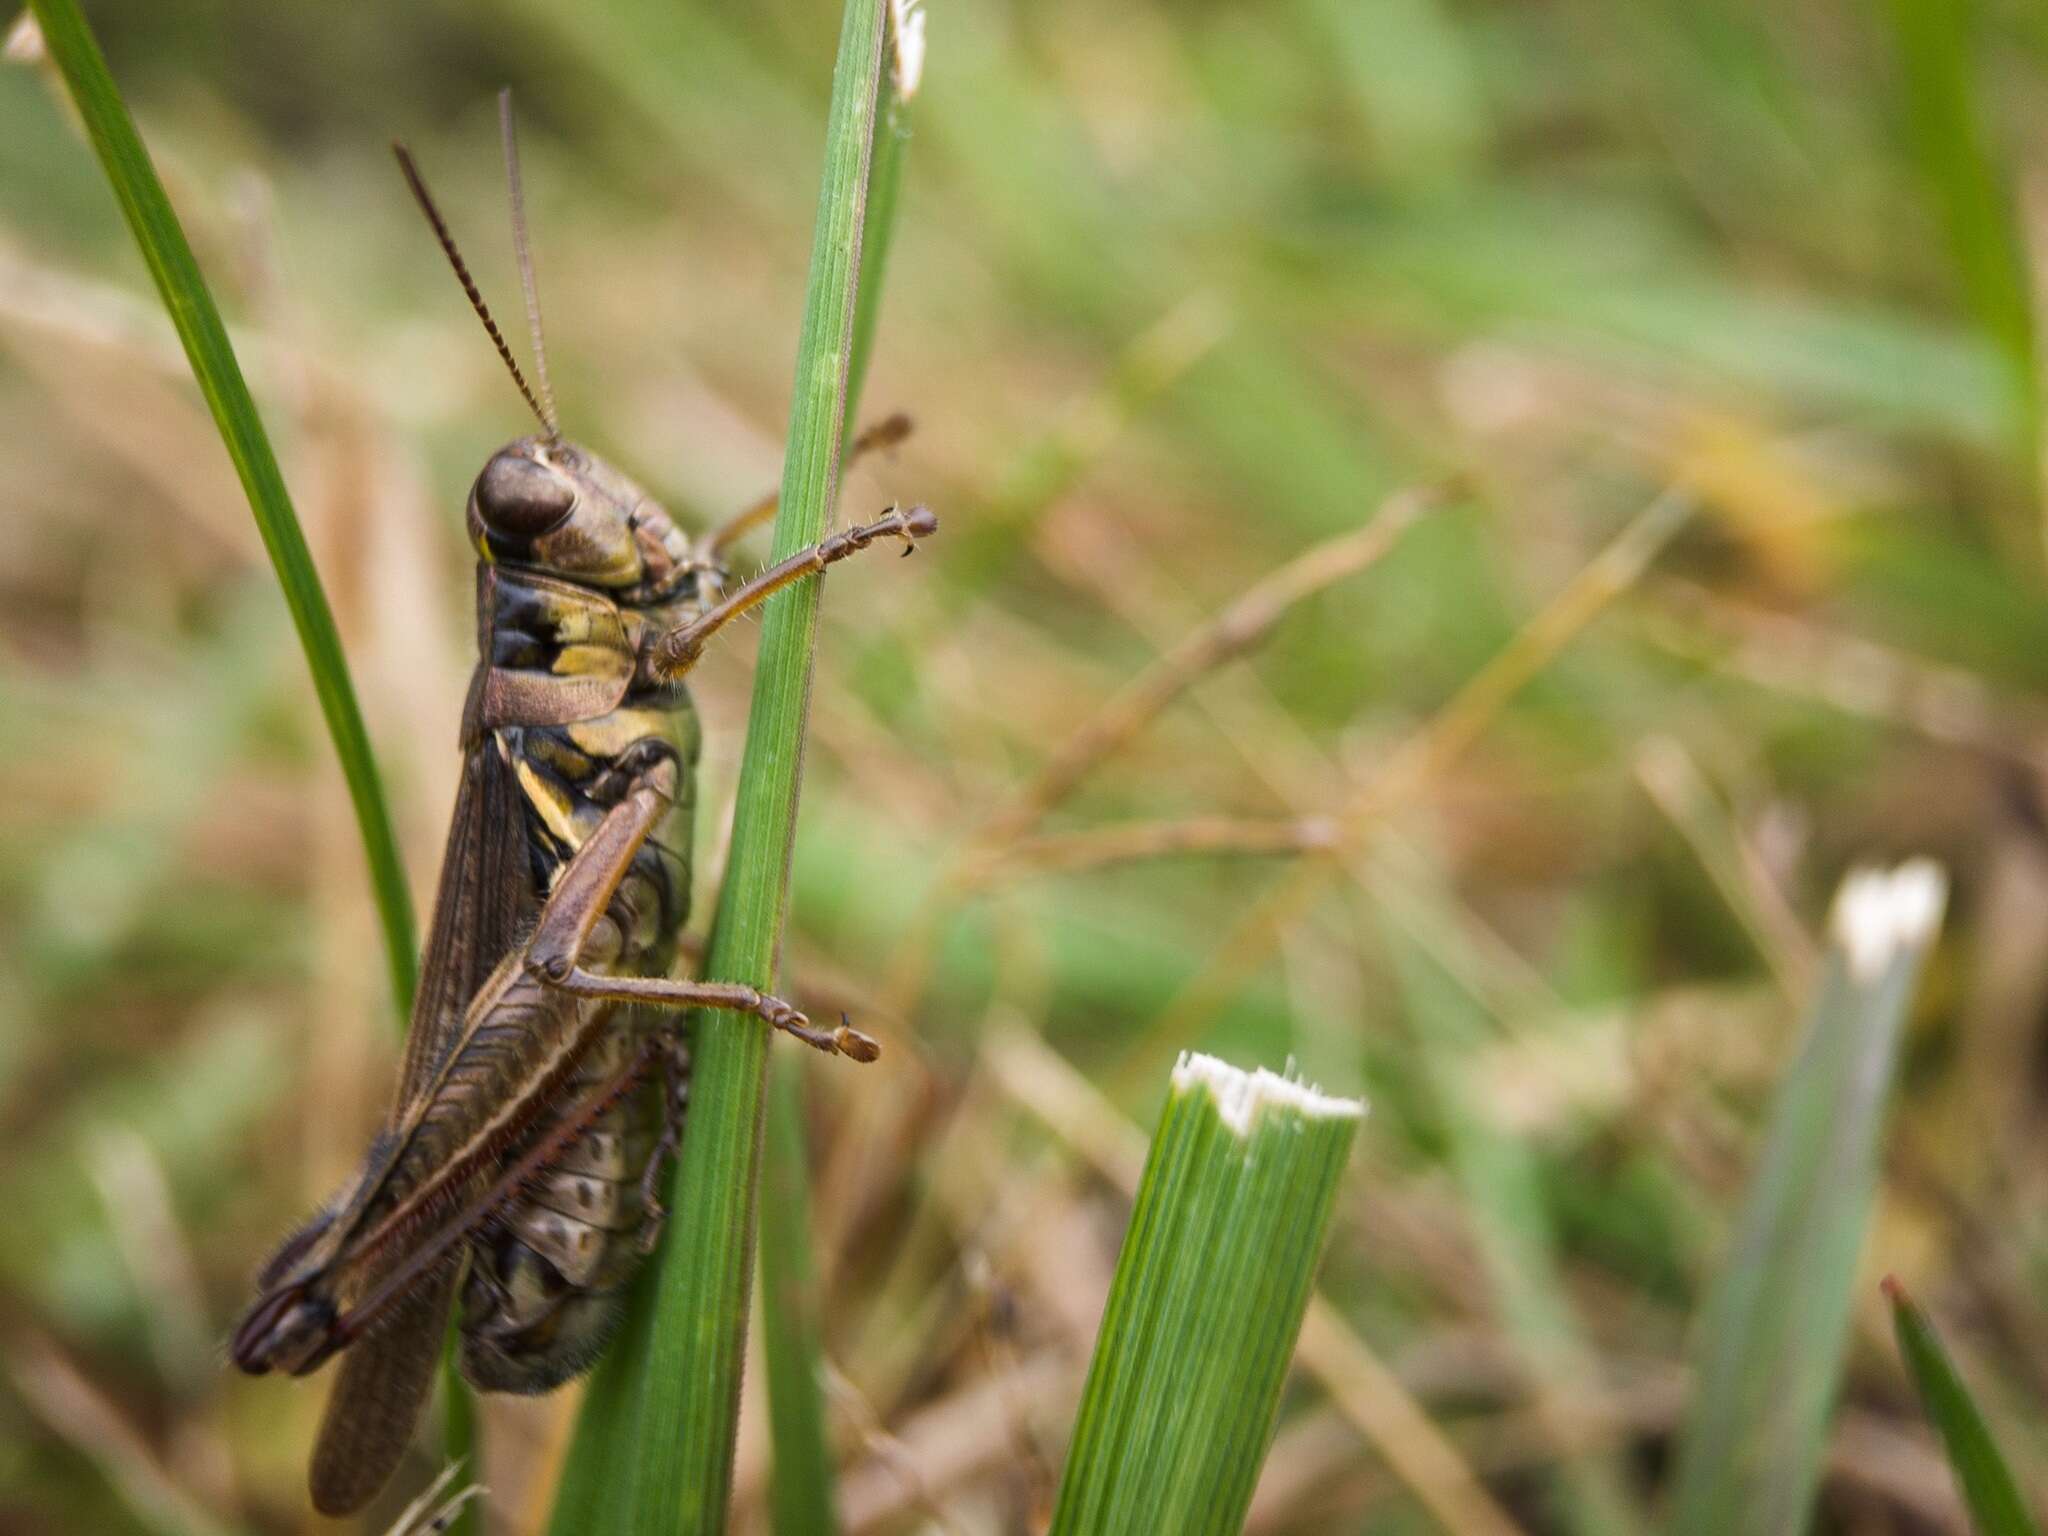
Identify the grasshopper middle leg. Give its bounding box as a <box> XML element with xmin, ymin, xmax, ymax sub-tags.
<box><xmin>520</xmin><ymin>760</ymin><xmax>878</xmax><ymax>1059</ymax></box>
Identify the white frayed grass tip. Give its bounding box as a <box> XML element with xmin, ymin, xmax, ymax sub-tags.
<box><xmin>1830</xmin><ymin>858</ymin><xmax>1947</xmax><ymax>984</ymax></box>
<box><xmin>4</xmin><ymin>13</ymin><xmax>45</xmax><ymax>63</ymax></box>
<box><xmin>888</xmin><ymin>0</ymin><xmax>926</xmax><ymax>99</ymax></box>
<box><xmin>1171</xmin><ymin>1052</ymin><xmax>1365</xmax><ymax>1137</ymax></box>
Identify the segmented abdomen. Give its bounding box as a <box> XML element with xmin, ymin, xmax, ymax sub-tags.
<box><xmin>455</xmin><ymin>690</ymin><xmax>699</xmax><ymax>1392</ymax></box>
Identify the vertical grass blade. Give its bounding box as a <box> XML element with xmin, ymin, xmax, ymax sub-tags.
<box><xmin>1667</xmin><ymin>861</ymin><xmax>1948</xmax><ymax>1536</ymax></box>
<box><xmin>26</xmin><ymin>0</ymin><xmax>419</xmax><ymax>1019</ymax></box>
<box><xmin>547</xmin><ymin>2</ymin><xmax>890</xmax><ymax>1531</ymax></box>
<box><xmin>26</xmin><ymin>3</ymin><xmax>472</xmax><ymax>1503</ymax></box>
<box><xmin>840</xmin><ymin>27</ymin><xmax>913</xmax><ymax>436</ymax></box>
<box><xmin>758</xmin><ymin>1059</ymin><xmax>835</xmax><ymax>1536</ymax></box>
<box><xmin>1882</xmin><ymin>0</ymin><xmax>2041</xmax><ymax>559</ymax></box>
<box><xmin>755</xmin><ymin>24</ymin><xmax>919</xmax><ymax>1530</ymax></box>
<box><xmin>1884</xmin><ymin>1277</ymin><xmax>2042</xmax><ymax>1536</ymax></box>
<box><xmin>1047</xmin><ymin>1054</ymin><xmax>1363</xmax><ymax>1536</ymax></box>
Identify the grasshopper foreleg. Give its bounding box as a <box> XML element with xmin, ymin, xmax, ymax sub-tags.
<box><xmin>652</xmin><ymin>503</ymin><xmax>938</xmax><ymax>680</ymax></box>
<box><xmin>520</xmin><ymin>764</ymin><xmax>879</xmax><ymax>1060</ymax></box>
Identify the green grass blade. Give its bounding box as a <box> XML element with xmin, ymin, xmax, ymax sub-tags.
<box><xmin>25</xmin><ymin>1</ymin><xmax>473</xmax><ymax>1502</ymax></box>
<box><xmin>840</xmin><ymin>64</ymin><xmax>911</xmax><ymax>436</ymax></box>
<box><xmin>755</xmin><ymin>38</ymin><xmax>917</xmax><ymax>1533</ymax></box>
<box><xmin>438</xmin><ymin>1333</ymin><xmax>479</xmax><ymax>1536</ymax></box>
<box><xmin>1884</xmin><ymin>1277</ymin><xmax>2041</xmax><ymax>1536</ymax></box>
<box><xmin>1668</xmin><ymin>862</ymin><xmax>1949</xmax><ymax>1536</ymax></box>
<box><xmin>1047</xmin><ymin>1055</ymin><xmax>1363</xmax><ymax>1536</ymax></box>
<box><xmin>547</xmin><ymin>2</ymin><xmax>890</xmax><ymax>1531</ymax></box>
<box><xmin>759</xmin><ymin>1057</ymin><xmax>836</xmax><ymax>1535</ymax></box>
<box><xmin>26</xmin><ymin>0</ymin><xmax>419</xmax><ymax>1021</ymax></box>
<box><xmin>1882</xmin><ymin>0</ymin><xmax>2041</xmax><ymax>558</ymax></box>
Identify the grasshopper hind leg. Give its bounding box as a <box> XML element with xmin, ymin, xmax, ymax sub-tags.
<box><xmin>633</xmin><ymin>1029</ymin><xmax>693</xmax><ymax>1253</ymax></box>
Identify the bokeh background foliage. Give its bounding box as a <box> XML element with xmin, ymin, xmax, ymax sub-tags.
<box><xmin>2</xmin><ymin>0</ymin><xmax>2047</xmax><ymax>1531</ymax></box>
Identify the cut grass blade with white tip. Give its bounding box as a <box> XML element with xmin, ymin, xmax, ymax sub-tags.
<box><xmin>1667</xmin><ymin>861</ymin><xmax>1948</xmax><ymax>1536</ymax></box>
<box><xmin>1884</xmin><ymin>1276</ymin><xmax>2041</xmax><ymax>1536</ymax></box>
<box><xmin>1047</xmin><ymin>1054</ymin><xmax>1363</xmax><ymax>1536</ymax></box>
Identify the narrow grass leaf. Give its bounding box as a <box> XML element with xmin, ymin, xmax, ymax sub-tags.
<box><xmin>1881</xmin><ymin>0</ymin><xmax>2040</xmax><ymax>556</ymax></box>
<box><xmin>547</xmin><ymin>2</ymin><xmax>889</xmax><ymax>1531</ymax></box>
<box><xmin>1885</xmin><ymin>1276</ymin><xmax>2042</xmax><ymax>1536</ymax></box>
<box><xmin>1047</xmin><ymin>1054</ymin><xmax>1362</xmax><ymax>1536</ymax></box>
<box><xmin>1668</xmin><ymin>861</ymin><xmax>1948</xmax><ymax>1536</ymax></box>
<box><xmin>26</xmin><ymin>0</ymin><xmax>418</xmax><ymax>1019</ymax></box>
<box><xmin>24</xmin><ymin>1</ymin><xmax>469</xmax><ymax>1505</ymax></box>
<box><xmin>841</xmin><ymin>48</ymin><xmax>912</xmax><ymax>436</ymax></box>
<box><xmin>758</xmin><ymin>1058</ymin><xmax>835</xmax><ymax>1536</ymax></box>
<box><xmin>756</xmin><ymin>33</ymin><xmax>917</xmax><ymax>1531</ymax></box>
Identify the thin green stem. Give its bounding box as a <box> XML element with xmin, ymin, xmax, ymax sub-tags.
<box><xmin>27</xmin><ymin>0</ymin><xmax>419</xmax><ymax>1019</ymax></box>
<box><xmin>547</xmin><ymin>2</ymin><xmax>890</xmax><ymax>1530</ymax></box>
<box><xmin>842</xmin><ymin>82</ymin><xmax>910</xmax><ymax>435</ymax></box>
<box><xmin>29</xmin><ymin>0</ymin><xmax>472</xmax><ymax>1506</ymax></box>
<box><xmin>759</xmin><ymin>1057</ymin><xmax>835</xmax><ymax>1535</ymax></box>
<box><xmin>755</xmin><ymin>50</ymin><xmax>915</xmax><ymax>1536</ymax></box>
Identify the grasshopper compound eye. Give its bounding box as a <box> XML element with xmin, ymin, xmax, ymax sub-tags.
<box><xmin>475</xmin><ymin>449</ymin><xmax>576</xmax><ymax>540</ymax></box>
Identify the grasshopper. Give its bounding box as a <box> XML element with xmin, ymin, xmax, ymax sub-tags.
<box><xmin>230</xmin><ymin>97</ymin><xmax>934</xmax><ymax>1517</ymax></box>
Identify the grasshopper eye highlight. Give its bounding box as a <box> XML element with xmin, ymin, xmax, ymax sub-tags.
<box><xmin>475</xmin><ymin>451</ymin><xmax>575</xmax><ymax>539</ymax></box>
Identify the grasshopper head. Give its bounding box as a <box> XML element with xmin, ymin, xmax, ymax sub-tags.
<box><xmin>395</xmin><ymin>133</ymin><xmax>705</xmax><ymax>603</ymax></box>
<box><xmin>469</xmin><ymin>437</ymin><xmax>693</xmax><ymax>595</ymax></box>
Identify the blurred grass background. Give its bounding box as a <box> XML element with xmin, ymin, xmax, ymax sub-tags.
<box><xmin>2</xmin><ymin>0</ymin><xmax>2046</xmax><ymax>1531</ymax></box>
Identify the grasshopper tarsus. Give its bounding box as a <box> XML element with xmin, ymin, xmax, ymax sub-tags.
<box><xmin>835</xmin><ymin>1013</ymin><xmax>883</xmax><ymax>1063</ymax></box>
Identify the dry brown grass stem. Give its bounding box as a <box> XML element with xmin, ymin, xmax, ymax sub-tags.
<box><xmin>984</xmin><ymin>1028</ymin><xmax>1532</xmax><ymax>1536</ymax></box>
<box><xmin>822</xmin><ymin>1361</ymin><xmax>975</xmax><ymax>1536</ymax></box>
<box><xmin>1643</xmin><ymin>578</ymin><xmax>2048</xmax><ymax>757</ymax></box>
<box><xmin>1111</xmin><ymin>489</ymin><xmax>1694</xmax><ymax>1087</ymax></box>
<box><xmin>10</xmin><ymin>1333</ymin><xmax>237</xmax><ymax>1536</ymax></box>
<box><xmin>1025</xmin><ymin>499</ymin><xmax>1572</xmax><ymax>1040</ymax></box>
<box><xmin>1001</xmin><ymin>813</ymin><xmax>1343</xmax><ymax>872</ymax></box>
<box><xmin>880</xmin><ymin>487</ymin><xmax>1438</xmax><ymax>1013</ymax></box>
<box><xmin>837</xmin><ymin>1352</ymin><xmax>1079</xmax><ymax>1533</ymax></box>
<box><xmin>1633</xmin><ymin>735</ymin><xmax>1818</xmax><ymax>995</ymax></box>
<box><xmin>975</xmin><ymin>485</ymin><xmax>1446</xmax><ymax>854</ymax></box>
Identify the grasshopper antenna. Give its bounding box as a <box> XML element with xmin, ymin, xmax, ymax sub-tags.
<box><xmin>392</xmin><ymin>139</ymin><xmax>557</xmax><ymax>438</ymax></box>
<box><xmin>498</xmin><ymin>89</ymin><xmax>560</xmax><ymax>440</ymax></box>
